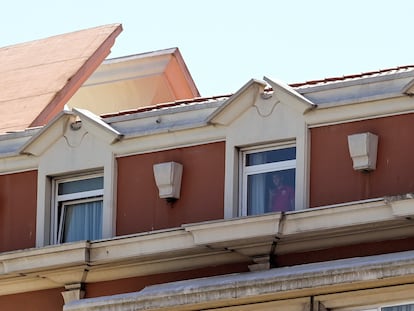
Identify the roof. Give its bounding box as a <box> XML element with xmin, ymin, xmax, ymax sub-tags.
<box><xmin>67</xmin><ymin>47</ymin><xmax>201</xmax><ymax>116</ymax></box>
<box><xmin>101</xmin><ymin>65</ymin><xmax>414</xmax><ymax>119</ymax></box>
<box><xmin>290</xmin><ymin>65</ymin><xmax>414</xmax><ymax>88</ymax></box>
<box><xmin>0</xmin><ymin>24</ymin><xmax>122</xmax><ymax>133</ymax></box>
<box><xmin>100</xmin><ymin>94</ymin><xmax>231</xmax><ymax>119</ymax></box>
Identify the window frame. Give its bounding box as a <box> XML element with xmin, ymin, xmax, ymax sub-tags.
<box><xmin>361</xmin><ymin>302</ymin><xmax>414</xmax><ymax>311</ymax></box>
<box><xmin>239</xmin><ymin>143</ymin><xmax>296</xmax><ymax>216</ymax></box>
<box><xmin>51</xmin><ymin>172</ymin><xmax>104</xmax><ymax>244</ymax></box>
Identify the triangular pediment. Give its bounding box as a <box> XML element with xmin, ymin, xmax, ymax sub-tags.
<box><xmin>19</xmin><ymin>109</ymin><xmax>122</xmax><ymax>157</ymax></box>
<box><xmin>207</xmin><ymin>79</ymin><xmax>267</xmax><ymax>126</ymax></box>
<box><xmin>208</xmin><ymin>77</ymin><xmax>316</xmax><ymax>126</ymax></box>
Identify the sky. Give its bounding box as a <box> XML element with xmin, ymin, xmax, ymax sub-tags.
<box><xmin>2</xmin><ymin>0</ymin><xmax>414</xmax><ymax>97</ymax></box>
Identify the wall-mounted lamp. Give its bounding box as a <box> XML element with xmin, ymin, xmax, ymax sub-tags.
<box><xmin>347</xmin><ymin>132</ymin><xmax>378</xmax><ymax>171</ymax></box>
<box><xmin>153</xmin><ymin>161</ymin><xmax>183</xmax><ymax>203</ymax></box>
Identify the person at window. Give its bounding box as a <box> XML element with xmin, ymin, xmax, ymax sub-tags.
<box><xmin>269</xmin><ymin>172</ymin><xmax>294</xmax><ymax>212</ymax></box>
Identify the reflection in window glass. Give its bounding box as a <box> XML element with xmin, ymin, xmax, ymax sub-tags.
<box><xmin>58</xmin><ymin>176</ymin><xmax>103</xmax><ymax>195</ymax></box>
<box><xmin>246</xmin><ymin>147</ymin><xmax>296</xmax><ymax>166</ymax></box>
<box><xmin>243</xmin><ymin>146</ymin><xmax>296</xmax><ymax>216</ymax></box>
<box><xmin>247</xmin><ymin>169</ymin><xmax>295</xmax><ymax>215</ymax></box>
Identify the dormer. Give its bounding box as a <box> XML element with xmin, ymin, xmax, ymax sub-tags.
<box><xmin>208</xmin><ymin>77</ymin><xmax>316</xmax><ymax>218</ymax></box>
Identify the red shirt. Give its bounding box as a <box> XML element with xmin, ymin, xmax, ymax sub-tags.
<box><xmin>271</xmin><ymin>185</ymin><xmax>294</xmax><ymax>212</ymax></box>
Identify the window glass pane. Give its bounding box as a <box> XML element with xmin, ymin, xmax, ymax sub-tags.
<box><xmin>58</xmin><ymin>176</ymin><xmax>103</xmax><ymax>195</ymax></box>
<box><xmin>247</xmin><ymin>168</ymin><xmax>295</xmax><ymax>215</ymax></box>
<box><xmin>61</xmin><ymin>200</ymin><xmax>103</xmax><ymax>243</ymax></box>
<box><xmin>246</xmin><ymin>147</ymin><xmax>296</xmax><ymax>166</ymax></box>
<box><xmin>382</xmin><ymin>304</ymin><xmax>414</xmax><ymax>311</ymax></box>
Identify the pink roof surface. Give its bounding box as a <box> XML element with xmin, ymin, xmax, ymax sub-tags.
<box><xmin>0</xmin><ymin>24</ymin><xmax>122</xmax><ymax>133</ymax></box>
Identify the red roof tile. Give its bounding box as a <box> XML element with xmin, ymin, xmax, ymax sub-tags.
<box><xmin>289</xmin><ymin>65</ymin><xmax>414</xmax><ymax>88</ymax></box>
<box><xmin>101</xmin><ymin>94</ymin><xmax>231</xmax><ymax>119</ymax></box>
<box><xmin>102</xmin><ymin>65</ymin><xmax>414</xmax><ymax>119</ymax></box>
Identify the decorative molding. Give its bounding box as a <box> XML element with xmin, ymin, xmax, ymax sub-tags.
<box><xmin>64</xmin><ymin>251</ymin><xmax>414</xmax><ymax>311</ymax></box>
<box><xmin>0</xmin><ymin>196</ymin><xmax>413</xmax><ymax>296</ymax></box>
<box><xmin>64</xmin><ymin>118</ymin><xmax>88</xmax><ymax>148</ymax></box>
<box><xmin>248</xmin><ymin>255</ymin><xmax>271</xmax><ymax>272</ymax></box>
<box><xmin>62</xmin><ymin>283</ymin><xmax>85</xmax><ymax>304</ymax></box>
<box><xmin>347</xmin><ymin>132</ymin><xmax>378</xmax><ymax>171</ymax></box>
<box><xmin>253</xmin><ymin>96</ymin><xmax>279</xmax><ymax>117</ymax></box>
<box><xmin>153</xmin><ymin>161</ymin><xmax>183</xmax><ymax>200</ymax></box>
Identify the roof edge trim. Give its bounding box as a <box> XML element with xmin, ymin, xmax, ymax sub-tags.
<box><xmin>64</xmin><ymin>250</ymin><xmax>414</xmax><ymax>311</ymax></box>
<box><xmin>207</xmin><ymin>79</ymin><xmax>267</xmax><ymax>125</ymax></box>
<box><xmin>19</xmin><ymin>110</ymin><xmax>74</xmax><ymax>155</ymax></box>
<box><xmin>264</xmin><ymin>76</ymin><xmax>317</xmax><ymax>114</ymax></box>
<box><xmin>73</xmin><ymin>108</ymin><xmax>123</xmax><ymax>144</ymax></box>
<box><xmin>29</xmin><ymin>24</ymin><xmax>123</xmax><ymax>128</ymax></box>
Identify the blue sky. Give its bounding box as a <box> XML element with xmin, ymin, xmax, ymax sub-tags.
<box><xmin>2</xmin><ymin>0</ymin><xmax>414</xmax><ymax>96</ymax></box>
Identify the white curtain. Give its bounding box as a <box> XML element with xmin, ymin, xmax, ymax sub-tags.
<box><xmin>247</xmin><ymin>173</ymin><xmax>266</xmax><ymax>215</ymax></box>
<box><xmin>62</xmin><ymin>200</ymin><xmax>103</xmax><ymax>243</ymax></box>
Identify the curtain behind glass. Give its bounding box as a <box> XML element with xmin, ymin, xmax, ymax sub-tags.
<box><xmin>247</xmin><ymin>152</ymin><xmax>266</xmax><ymax>215</ymax></box>
<box><xmin>63</xmin><ymin>200</ymin><xmax>103</xmax><ymax>243</ymax></box>
<box><xmin>382</xmin><ymin>304</ymin><xmax>414</xmax><ymax>311</ymax></box>
<box><xmin>247</xmin><ymin>173</ymin><xmax>266</xmax><ymax>215</ymax></box>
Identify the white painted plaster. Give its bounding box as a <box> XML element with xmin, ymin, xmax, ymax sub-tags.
<box><xmin>35</xmin><ymin>117</ymin><xmax>116</xmax><ymax>247</ymax></box>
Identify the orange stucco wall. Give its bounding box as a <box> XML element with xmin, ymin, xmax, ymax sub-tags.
<box><xmin>0</xmin><ymin>170</ymin><xmax>37</xmax><ymax>252</ymax></box>
<box><xmin>0</xmin><ymin>287</ymin><xmax>64</xmax><ymax>311</ymax></box>
<box><xmin>310</xmin><ymin>113</ymin><xmax>414</xmax><ymax>207</ymax></box>
<box><xmin>116</xmin><ymin>142</ymin><xmax>225</xmax><ymax>236</ymax></box>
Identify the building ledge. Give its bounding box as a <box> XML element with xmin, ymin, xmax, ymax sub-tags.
<box><xmin>0</xmin><ymin>195</ymin><xmax>413</xmax><ymax>296</ymax></box>
<box><xmin>64</xmin><ymin>250</ymin><xmax>414</xmax><ymax>311</ymax></box>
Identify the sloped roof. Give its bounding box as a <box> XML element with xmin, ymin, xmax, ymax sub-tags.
<box><xmin>98</xmin><ymin>65</ymin><xmax>414</xmax><ymax>119</ymax></box>
<box><xmin>290</xmin><ymin>65</ymin><xmax>414</xmax><ymax>89</ymax></box>
<box><xmin>0</xmin><ymin>24</ymin><xmax>122</xmax><ymax>133</ymax></box>
<box><xmin>100</xmin><ymin>94</ymin><xmax>230</xmax><ymax>119</ymax></box>
<box><xmin>67</xmin><ymin>47</ymin><xmax>201</xmax><ymax>116</ymax></box>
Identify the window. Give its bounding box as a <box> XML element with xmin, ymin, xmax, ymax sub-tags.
<box><xmin>52</xmin><ymin>174</ymin><xmax>104</xmax><ymax>244</ymax></box>
<box><xmin>241</xmin><ymin>145</ymin><xmax>296</xmax><ymax>216</ymax></box>
<box><xmin>382</xmin><ymin>304</ymin><xmax>414</xmax><ymax>311</ymax></box>
<box><xmin>363</xmin><ymin>303</ymin><xmax>414</xmax><ymax>311</ymax></box>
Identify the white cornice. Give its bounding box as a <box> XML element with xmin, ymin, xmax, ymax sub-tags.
<box><xmin>0</xmin><ymin>196</ymin><xmax>413</xmax><ymax>296</ymax></box>
<box><xmin>296</xmin><ymin>69</ymin><xmax>414</xmax><ymax>95</ymax></box>
<box><xmin>107</xmin><ymin>100</ymin><xmax>222</xmax><ymax>139</ymax></box>
<box><xmin>81</xmin><ymin>49</ymin><xmax>176</xmax><ymax>87</ymax></box>
<box><xmin>64</xmin><ymin>250</ymin><xmax>414</xmax><ymax>311</ymax></box>
<box><xmin>298</xmin><ymin>74</ymin><xmax>414</xmax><ymax>107</ymax></box>
<box><xmin>305</xmin><ymin>96</ymin><xmax>414</xmax><ymax>127</ymax></box>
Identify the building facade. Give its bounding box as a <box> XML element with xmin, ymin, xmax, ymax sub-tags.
<box><xmin>0</xmin><ymin>25</ymin><xmax>414</xmax><ymax>311</ymax></box>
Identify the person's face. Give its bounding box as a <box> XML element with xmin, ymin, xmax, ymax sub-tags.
<box><xmin>272</xmin><ymin>174</ymin><xmax>281</xmax><ymax>186</ymax></box>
